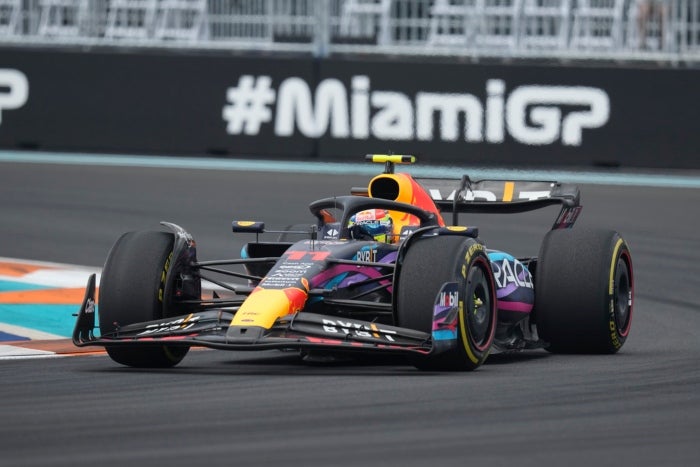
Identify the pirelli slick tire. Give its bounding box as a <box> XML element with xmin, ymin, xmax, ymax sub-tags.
<box><xmin>99</xmin><ymin>231</ymin><xmax>190</xmax><ymax>367</ymax></box>
<box><xmin>535</xmin><ymin>228</ymin><xmax>634</xmax><ymax>354</ymax></box>
<box><xmin>397</xmin><ymin>235</ymin><xmax>497</xmax><ymax>371</ymax></box>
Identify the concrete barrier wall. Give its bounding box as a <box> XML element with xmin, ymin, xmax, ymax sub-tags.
<box><xmin>1</xmin><ymin>48</ymin><xmax>698</xmax><ymax>168</ymax></box>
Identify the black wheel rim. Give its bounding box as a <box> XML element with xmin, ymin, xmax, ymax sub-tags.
<box><xmin>466</xmin><ymin>265</ymin><xmax>492</xmax><ymax>349</ymax></box>
<box><xmin>614</xmin><ymin>256</ymin><xmax>631</xmax><ymax>334</ymax></box>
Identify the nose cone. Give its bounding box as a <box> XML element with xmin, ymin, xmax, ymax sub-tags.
<box><xmin>231</xmin><ymin>287</ymin><xmax>308</xmax><ymax>329</ymax></box>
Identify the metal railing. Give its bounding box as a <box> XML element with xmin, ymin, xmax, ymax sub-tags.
<box><xmin>1</xmin><ymin>0</ymin><xmax>699</xmax><ymax>63</ymax></box>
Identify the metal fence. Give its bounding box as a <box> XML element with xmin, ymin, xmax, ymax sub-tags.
<box><xmin>1</xmin><ymin>0</ymin><xmax>699</xmax><ymax>63</ymax></box>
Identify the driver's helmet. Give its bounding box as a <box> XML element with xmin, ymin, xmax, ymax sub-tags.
<box><xmin>348</xmin><ymin>209</ymin><xmax>394</xmax><ymax>243</ymax></box>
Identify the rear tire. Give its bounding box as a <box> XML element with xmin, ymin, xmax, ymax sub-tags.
<box><xmin>396</xmin><ymin>235</ymin><xmax>497</xmax><ymax>370</ymax></box>
<box><xmin>99</xmin><ymin>231</ymin><xmax>190</xmax><ymax>367</ymax></box>
<box><xmin>535</xmin><ymin>228</ymin><xmax>633</xmax><ymax>354</ymax></box>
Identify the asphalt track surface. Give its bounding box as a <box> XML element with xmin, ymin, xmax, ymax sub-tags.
<box><xmin>1</xmin><ymin>161</ymin><xmax>699</xmax><ymax>466</ymax></box>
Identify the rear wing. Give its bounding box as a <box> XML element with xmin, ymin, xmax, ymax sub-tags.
<box><xmin>415</xmin><ymin>176</ymin><xmax>582</xmax><ymax>229</ymax></box>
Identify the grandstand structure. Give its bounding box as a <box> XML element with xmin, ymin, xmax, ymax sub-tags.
<box><xmin>0</xmin><ymin>0</ymin><xmax>698</xmax><ymax>63</ymax></box>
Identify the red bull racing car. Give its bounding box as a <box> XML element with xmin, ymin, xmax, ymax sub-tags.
<box><xmin>73</xmin><ymin>155</ymin><xmax>634</xmax><ymax>371</ymax></box>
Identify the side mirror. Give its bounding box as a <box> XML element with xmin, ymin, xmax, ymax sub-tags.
<box><xmin>231</xmin><ymin>221</ymin><xmax>265</xmax><ymax>233</ymax></box>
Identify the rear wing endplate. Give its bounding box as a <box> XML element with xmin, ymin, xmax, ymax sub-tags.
<box><xmin>416</xmin><ymin>176</ymin><xmax>582</xmax><ymax>229</ymax></box>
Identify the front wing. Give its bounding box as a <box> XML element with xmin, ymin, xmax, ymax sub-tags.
<box><xmin>73</xmin><ymin>274</ymin><xmax>435</xmax><ymax>357</ymax></box>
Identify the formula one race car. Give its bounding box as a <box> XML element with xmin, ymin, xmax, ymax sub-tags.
<box><xmin>73</xmin><ymin>155</ymin><xmax>634</xmax><ymax>371</ymax></box>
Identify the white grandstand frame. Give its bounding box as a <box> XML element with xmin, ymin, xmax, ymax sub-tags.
<box><xmin>0</xmin><ymin>0</ymin><xmax>697</xmax><ymax>64</ymax></box>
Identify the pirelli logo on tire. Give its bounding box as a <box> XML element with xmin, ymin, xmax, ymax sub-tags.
<box><xmin>462</xmin><ymin>243</ymin><xmax>485</xmax><ymax>278</ymax></box>
<box><xmin>158</xmin><ymin>252</ymin><xmax>173</xmax><ymax>302</ymax></box>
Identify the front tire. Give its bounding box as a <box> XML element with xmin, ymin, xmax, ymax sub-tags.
<box><xmin>535</xmin><ymin>228</ymin><xmax>634</xmax><ymax>354</ymax></box>
<box><xmin>99</xmin><ymin>231</ymin><xmax>190</xmax><ymax>367</ymax></box>
<box><xmin>396</xmin><ymin>235</ymin><xmax>497</xmax><ymax>371</ymax></box>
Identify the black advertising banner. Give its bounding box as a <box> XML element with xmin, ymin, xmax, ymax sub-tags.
<box><xmin>0</xmin><ymin>48</ymin><xmax>316</xmax><ymax>158</ymax></box>
<box><xmin>314</xmin><ymin>58</ymin><xmax>699</xmax><ymax>168</ymax></box>
<box><xmin>0</xmin><ymin>48</ymin><xmax>698</xmax><ymax>168</ymax></box>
